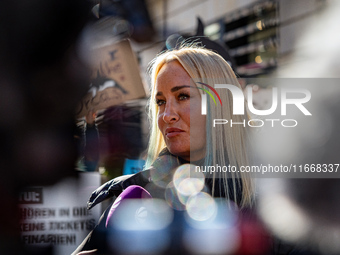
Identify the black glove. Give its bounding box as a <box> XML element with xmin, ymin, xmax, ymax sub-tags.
<box><xmin>87</xmin><ymin>170</ymin><xmax>151</xmax><ymax>210</ymax></box>
<box><xmin>87</xmin><ymin>148</ymin><xmax>181</xmax><ymax>210</ymax></box>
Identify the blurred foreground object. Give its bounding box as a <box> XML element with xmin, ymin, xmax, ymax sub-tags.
<box><xmin>256</xmin><ymin>1</ymin><xmax>340</xmax><ymax>254</ymax></box>
<box><xmin>0</xmin><ymin>0</ymin><xmax>91</xmax><ymax>254</ymax></box>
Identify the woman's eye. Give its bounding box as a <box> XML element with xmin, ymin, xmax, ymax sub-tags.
<box><xmin>155</xmin><ymin>99</ymin><xmax>165</xmax><ymax>106</ymax></box>
<box><xmin>178</xmin><ymin>93</ymin><xmax>190</xmax><ymax>101</ymax></box>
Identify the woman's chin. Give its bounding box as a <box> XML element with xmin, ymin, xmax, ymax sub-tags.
<box><xmin>166</xmin><ymin>142</ymin><xmax>206</xmax><ymax>161</ymax></box>
<box><xmin>167</xmin><ymin>149</ymin><xmax>205</xmax><ymax>162</ymax></box>
<box><xmin>167</xmin><ymin>147</ymin><xmax>189</xmax><ymax>160</ymax></box>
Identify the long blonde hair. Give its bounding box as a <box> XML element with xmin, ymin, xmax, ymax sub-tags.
<box><xmin>146</xmin><ymin>45</ymin><xmax>253</xmax><ymax>208</ymax></box>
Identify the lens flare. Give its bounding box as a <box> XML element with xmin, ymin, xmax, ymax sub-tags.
<box><xmin>173</xmin><ymin>164</ymin><xmax>204</xmax><ymax>195</ymax></box>
<box><xmin>109</xmin><ymin>199</ymin><xmax>173</xmax><ymax>231</ymax></box>
<box><xmin>164</xmin><ymin>182</ymin><xmax>186</xmax><ymax>211</ymax></box>
<box><xmin>184</xmin><ymin>199</ymin><xmax>240</xmax><ymax>254</ymax></box>
<box><xmin>186</xmin><ymin>192</ymin><xmax>217</xmax><ymax>222</ymax></box>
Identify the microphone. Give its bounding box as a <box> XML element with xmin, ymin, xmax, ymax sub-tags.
<box><xmin>105</xmin><ymin>185</ymin><xmax>174</xmax><ymax>254</ymax></box>
<box><xmin>105</xmin><ymin>185</ymin><xmax>152</xmax><ymax>227</ymax></box>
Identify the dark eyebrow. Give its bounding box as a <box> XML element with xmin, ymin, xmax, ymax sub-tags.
<box><xmin>170</xmin><ymin>85</ymin><xmax>191</xmax><ymax>92</ymax></box>
<box><xmin>156</xmin><ymin>85</ymin><xmax>191</xmax><ymax>97</ymax></box>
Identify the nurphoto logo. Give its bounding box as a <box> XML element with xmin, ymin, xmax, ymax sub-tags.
<box><xmin>199</xmin><ymin>83</ymin><xmax>312</xmax><ymax>128</ymax></box>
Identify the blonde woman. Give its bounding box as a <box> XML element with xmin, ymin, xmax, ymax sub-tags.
<box><xmin>74</xmin><ymin>45</ymin><xmax>254</xmax><ymax>254</ymax></box>
<box><xmin>146</xmin><ymin>45</ymin><xmax>253</xmax><ymax>207</ymax></box>
<box><xmin>86</xmin><ymin>45</ymin><xmax>253</xmax><ymax>209</ymax></box>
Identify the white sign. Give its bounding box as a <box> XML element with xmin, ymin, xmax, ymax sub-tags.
<box><xmin>19</xmin><ymin>172</ymin><xmax>101</xmax><ymax>255</ymax></box>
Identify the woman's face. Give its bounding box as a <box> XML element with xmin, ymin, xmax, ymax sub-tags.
<box><xmin>155</xmin><ymin>61</ymin><xmax>206</xmax><ymax>161</ymax></box>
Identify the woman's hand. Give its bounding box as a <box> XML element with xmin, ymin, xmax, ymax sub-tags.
<box><xmin>87</xmin><ymin>174</ymin><xmax>132</xmax><ymax>209</ymax></box>
<box><xmin>87</xmin><ymin>170</ymin><xmax>151</xmax><ymax>209</ymax></box>
<box><xmin>87</xmin><ymin>149</ymin><xmax>180</xmax><ymax>210</ymax></box>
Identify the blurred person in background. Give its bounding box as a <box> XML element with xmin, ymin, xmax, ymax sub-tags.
<box><xmin>0</xmin><ymin>0</ymin><xmax>91</xmax><ymax>254</ymax></box>
<box><xmin>83</xmin><ymin>109</ymin><xmax>100</xmax><ymax>172</ymax></box>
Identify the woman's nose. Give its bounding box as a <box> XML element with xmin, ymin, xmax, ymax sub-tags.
<box><xmin>163</xmin><ymin>101</ymin><xmax>179</xmax><ymax>123</ymax></box>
